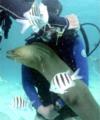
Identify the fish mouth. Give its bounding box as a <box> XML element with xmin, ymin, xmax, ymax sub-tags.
<box><xmin>6</xmin><ymin>50</ymin><xmax>20</xmax><ymax>59</ymax></box>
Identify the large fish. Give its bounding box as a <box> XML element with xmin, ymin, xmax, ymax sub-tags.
<box><xmin>6</xmin><ymin>42</ymin><xmax>73</xmax><ymax>82</ymax></box>
<box><xmin>6</xmin><ymin>42</ymin><xmax>100</xmax><ymax>120</ymax></box>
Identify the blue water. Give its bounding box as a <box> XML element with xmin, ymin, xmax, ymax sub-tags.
<box><xmin>0</xmin><ymin>0</ymin><xmax>100</xmax><ymax>120</ymax></box>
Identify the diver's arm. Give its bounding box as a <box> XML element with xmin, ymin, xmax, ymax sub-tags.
<box><xmin>22</xmin><ymin>80</ymin><xmax>42</xmax><ymax>109</ymax></box>
<box><xmin>22</xmin><ymin>75</ymin><xmax>58</xmax><ymax>119</ymax></box>
<box><xmin>73</xmin><ymin>35</ymin><xmax>89</xmax><ymax>85</ymax></box>
<box><xmin>22</xmin><ymin>65</ymin><xmax>42</xmax><ymax>109</ymax></box>
<box><xmin>22</xmin><ymin>65</ymin><xmax>58</xmax><ymax>119</ymax></box>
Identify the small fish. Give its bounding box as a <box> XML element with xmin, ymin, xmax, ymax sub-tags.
<box><xmin>16</xmin><ymin>2</ymin><xmax>48</xmax><ymax>33</ymax></box>
<box><xmin>6</xmin><ymin>43</ymin><xmax>81</xmax><ymax>82</ymax></box>
<box><xmin>50</xmin><ymin>69</ymin><xmax>82</xmax><ymax>94</ymax></box>
<box><xmin>10</xmin><ymin>96</ymin><xmax>27</xmax><ymax>109</ymax></box>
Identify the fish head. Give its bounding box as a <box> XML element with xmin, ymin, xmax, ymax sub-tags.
<box><xmin>6</xmin><ymin>43</ymin><xmax>53</xmax><ymax>72</ymax></box>
<box><xmin>6</xmin><ymin>45</ymin><xmax>38</xmax><ymax>65</ymax></box>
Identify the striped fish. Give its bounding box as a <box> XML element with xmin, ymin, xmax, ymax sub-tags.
<box><xmin>50</xmin><ymin>69</ymin><xmax>82</xmax><ymax>94</ymax></box>
<box><xmin>10</xmin><ymin>96</ymin><xmax>28</xmax><ymax>109</ymax></box>
<box><xmin>16</xmin><ymin>2</ymin><xmax>48</xmax><ymax>33</ymax></box>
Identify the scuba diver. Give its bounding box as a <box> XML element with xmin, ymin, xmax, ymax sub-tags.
<box><xmin>21</xmin><ymin>0</ymin><xmax>89</xmax><ymax>120</ymax></box>
<box><xmin>0</xmin><ymin>0</ymin><xmax>95</xmax><ymax>120</ymax></box>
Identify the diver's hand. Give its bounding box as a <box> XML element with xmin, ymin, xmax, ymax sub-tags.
<box><xmin>37</xmin><ymin>105</ymin><xmax>59</xmax><ymax>120</ymax></box>
<box><xmin>66</xmin><ymin>14</ymin><xmax>80</xmax><ymax>30</ymax></box>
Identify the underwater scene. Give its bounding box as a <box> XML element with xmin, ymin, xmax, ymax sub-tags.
<box><xmin>0</xmin><ymin>0</ymin><xmax>100</xmax><ymax>120</ymax></box>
